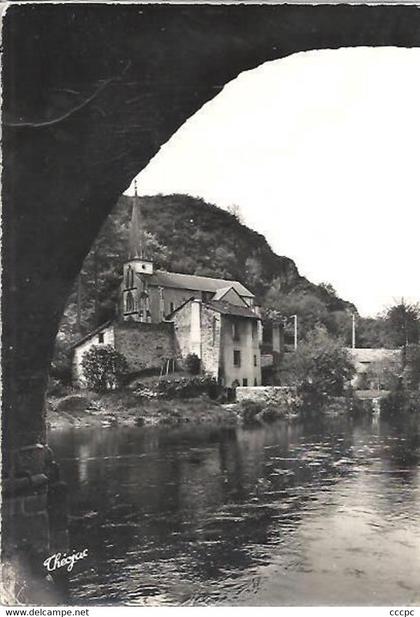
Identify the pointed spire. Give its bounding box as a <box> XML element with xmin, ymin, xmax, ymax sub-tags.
<box><xmin>128</xmin><ymin>180</ymin><xmax>148</xmax><ymax>260</ymax></box>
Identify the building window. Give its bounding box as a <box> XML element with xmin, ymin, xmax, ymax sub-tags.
<box><xmin>98</xmin><ymin>332</ymin><xmax>104</xmax><ymax>344</ymax></box>
<box><xmin>254</xmin><ymin>354</ymin><xmax>257</xmax><ymax>367</ymax></box>
<box><xmin>232</xmin><ymin>321</ymin><xmax>240</xmax><ymax>341</ymax></box>
<box><xmin>243</xmin><ymin>378</ymin><xmax>248</xmax><ymax>386</ymax></box>
<box><xmin>126</xmin><ymin>290</ymin><xmax>134</xmax><ymax>312</ymax></box>
<box><xmin>125</xmin><ymin>266</ymin><xmax>134</xmax><ymax>288</ymax></box>
<box><xmin>233</xmin><ymin>350</ymin><xmax>241</xmax><ymax>367</ymax></box>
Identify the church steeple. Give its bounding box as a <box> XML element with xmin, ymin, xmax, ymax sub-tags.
<box><xmin>121</xmin><ymin>180</ymin><xmax>154</xmax><ymax>323</ymax></box>
<box><xmin>128</xmin><ymin>180</ymin><xmax>149</xmax><ymax>260</ymax></box>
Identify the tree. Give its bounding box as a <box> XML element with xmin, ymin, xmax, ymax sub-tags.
<box><xmin>402</xmin><ymin>344</ymin><xmax>420</xmax><ymax>390</ymax></box>
<box><xmin>226</xmin><ymin>204</ymin><xmax>244</xmax><ymax>223</ymax></box>
<box><xmin>282</xmin><ymin>326</ymin><xmax>355</xmax><ymax>403</ymax></box>
<box><xmin>385</xmin><ymin>300</ymin><xmax>420</xmax><ymax>347</ymax></box>
<box><xmin>264</xmin><ymin>289</ymin><xmax>332</xmax><ymax>340</ymax></box>
<box><xmin>81</xmin><ymin>345</ymin><xmax>129</xmax><ymax>392</ymax></box>
<box><xmin>355</xmin><ymin>316</ymin><xmax>391</xmax><ymax>349</ymax></box>
<box><xmin>319</xmin><ymin>282</ymin><xmax>337</xmax><ymax>297</ymax></box>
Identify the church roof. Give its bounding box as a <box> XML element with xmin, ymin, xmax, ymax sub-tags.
<box><xmin>148</xmin><ymin>270</ymin><xmax>254</xmax><ymax>298</ymax></box>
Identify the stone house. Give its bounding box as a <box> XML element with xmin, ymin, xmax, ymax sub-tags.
<box><xmin>71</xmin><ymin>320</ymin><xmax>175</xmax><ymax>387</ymax></box>
<box><xmin>169</xmin><ymin>296</ymin><xmax>262</xmax><ymax>387</ymax></box>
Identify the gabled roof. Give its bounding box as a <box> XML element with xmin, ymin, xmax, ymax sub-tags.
<box><xmin>147</xmin><ymin>270</ymin><xmax>254</xmax><ymax>298</ymax></box>
<box><xmin>70</xmin><ymin>320</ymin><xmax>113</xmax><ymax>349</ymax></box>
<box><xmin>347</xmin><ymin>348</ymin><xmax>402</xmax><ymax>363</ymax></box>
<box><xmin>206</xmin><ymin>300</ymin><xmax>259</xmax><ymax>320</ymax></box>
<box><xmin>166</xmin><ymin>297</ymin><xmax>259</xmax><ymax>321</ymax></box>
<box><xmin>212</xmin><ymin>286</ymin><xmax>234</xmax><ymax>300</ymax></box>
<box><xmin>212</xmin><ymin>285</ymin><xmax>249</xmax><ymax>306</ymax></box>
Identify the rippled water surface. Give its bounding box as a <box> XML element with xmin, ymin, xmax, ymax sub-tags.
<box><xmin>49</xmin><ymin>415</ymin><xmax>420</xmax><ymax>605</ymax></box>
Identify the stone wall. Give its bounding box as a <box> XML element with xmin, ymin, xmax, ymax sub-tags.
<box><xmin>114</xmin><ymin>321</ymin><xmax>176</xmax><ymax>373</ymax></box>
<box><xmin>171</xmin><ymin>301</ymin><xmax>193</xmax><ymax>363</ymax></box>
<box><xmin>162</xmin><ymin>287</ymin><xmax>200</xmax><ymax>319</ymax></box>
<box><xmin>200</xmin><ymin>304</ymin><xmax>222</xmax><ymax>379</ymax></box>
<box><xmin>2</xmin><ymin>443</ymin><xmax>69</xmax><ymax>603</ymax></box>
<box><xmin>236</xmin><ymin>386</ymin><xmax>297</xmax><ymax>405</ymax></box>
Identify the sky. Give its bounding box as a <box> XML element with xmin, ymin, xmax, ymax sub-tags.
<box><xmin>125</xmin><ymin>47</ymin><xmax>419</xmax><ymax>317</ymax></box>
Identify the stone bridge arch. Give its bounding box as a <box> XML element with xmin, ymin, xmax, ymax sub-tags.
<box><xmin>2</xmin><ymin>2</ymin><xmax>420</xmax><ymax>584</ymax></box>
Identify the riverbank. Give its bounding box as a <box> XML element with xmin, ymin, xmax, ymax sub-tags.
<box><xmin>47</xmin><ymin>390</ymin><xmax>240</xmax><ymax>429</ymax></box>
<box><xmin>47</xmin><ymin>385</ymin><xmax>408</xmax><ymax>431</ymax></box>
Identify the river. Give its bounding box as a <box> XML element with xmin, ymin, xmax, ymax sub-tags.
<box><xmin>48</xmin><ymin>414</ymin><xmax>420</xmax><ymax>606</ymax></box>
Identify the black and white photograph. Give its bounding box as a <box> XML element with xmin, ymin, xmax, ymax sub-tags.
<box><xmin>2</xmin><ymin>1</ymin><xmax>420</xmax><ymax>610</ymax></box>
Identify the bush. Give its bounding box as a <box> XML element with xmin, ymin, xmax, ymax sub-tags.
<box><xmin>184</xmin><ymin>353</ymin><xmax>201</xmax><ymax>375</ymax></box>
<box><xmin>81</xmin><ymin>345</ymin><xmax>129</xmax><ymax>392</ymax></box>
<box><xmin>238</xmin><ymin>400</ymin><xmax>263</xmax><ymax>424</ymax></box>
<box><xmin>135</xmin><ymin>375</ymin><xmax>223</xmax><ymax>400</ymax></box>
<box><xmin>381</xmin><ymin>384</ymin><xmax>420</xmax><ymax>416</ymax></box>
<box><xmin>258</xmin><ymin>405</ymin><xmax>283</xmax><ymax>423</ymax></box>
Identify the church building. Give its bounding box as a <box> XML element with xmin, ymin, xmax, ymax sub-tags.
<box><xmin>72</xmin><ymin>191</ymin><xmax>282</xmax><ymax>388</ymax></box>
<box><xmin>120</xmin><ymin>195</ymin><xmax>255</xmax><ymax>323</ymax></box>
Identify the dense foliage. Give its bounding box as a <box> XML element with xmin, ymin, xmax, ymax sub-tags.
<box><xmin>281</xmin><ymin>327</ymin><xmax>355</xmax><ymax>404</ymax></box>
<box><xmin>81</xmin><ymin>345</ymin><xmax>129</xmax><ymax>392</ymax></box>
<box><xmin>403</xmin><ymin>344</ymin><xmax>420</xmax><ymax>391</ymax></box>
<box><xmin>354</xmin><ymin>301</ymin><xmax>420</xmax><ymax>349</ymax></box>
<box><xmin>134</xmin><ymin>375</ymin><xmax>223</xmax><ymax>400</ymax></box>
<box><xmin>385</xmin><ymin>301</ymin><xmax>420</xmax><ymax>347</ymax></box>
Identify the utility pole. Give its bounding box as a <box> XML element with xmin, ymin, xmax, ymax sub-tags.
<box><xmin>292</xmin><ymin>314</ymin><xmax>298</xmax><ymax>350</ymax></box>
<box><xmin>352</xmin><ymin>313</ymin><xmax>356</xmax><ymax>349</ymax></box>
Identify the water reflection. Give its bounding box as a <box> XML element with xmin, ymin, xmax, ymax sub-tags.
<box><xmin>48</xmin><ymin>415</ymin><xmax>420</xmax><ymax>606</ymax></box>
